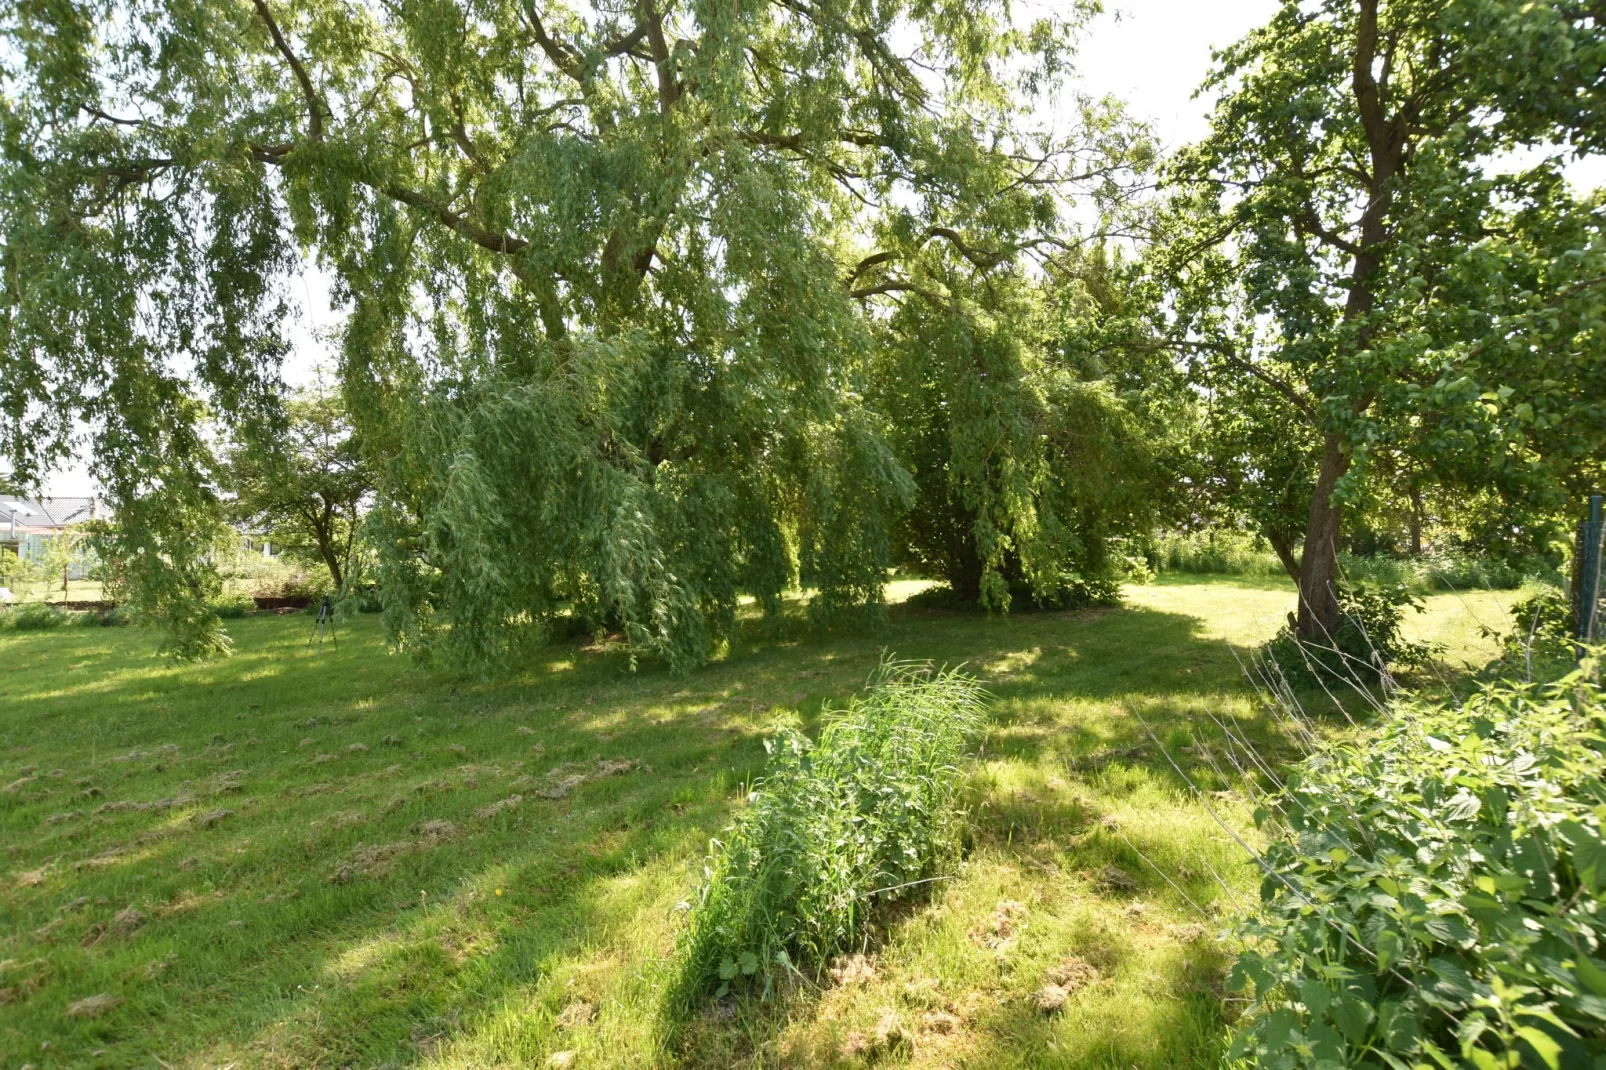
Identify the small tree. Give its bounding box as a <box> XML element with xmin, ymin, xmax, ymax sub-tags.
<box><xmin>0</xmin><ymin>544</ymin><xmax>29</xmax><ymax>592</ymax></box>
<box><xmin>37</xmin><ymin>528</ymin><xmax>82</xmax><ymax>601</ymax></box>
<box><xmin>223</xmin><ymin>387</ymin><xmax>372</xmax><ymax>593</ymax></box>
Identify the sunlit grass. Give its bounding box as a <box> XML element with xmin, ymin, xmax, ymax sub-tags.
<box><xmin>0</xmin><ymin>578</ymin><xmax>1518</xmax><ymax>1067</ymax></box>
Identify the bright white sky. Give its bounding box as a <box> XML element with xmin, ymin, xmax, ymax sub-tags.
<box><xmin>39</xmin><ymin>0</ymin><xmax>1603</xmax><ymax>495</ymax></box>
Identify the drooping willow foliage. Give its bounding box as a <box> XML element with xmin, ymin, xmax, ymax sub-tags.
<box><xmin>0</xmin><ymin>0</ymin><xmax>1152</xmax><ymax>668</ymax></box>
<box><xmin>870</xmin><ymin>248</ymin><xmax>1165</xmax><ymax>611</ymax></box>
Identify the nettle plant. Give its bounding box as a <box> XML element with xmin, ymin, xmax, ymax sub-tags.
<box><xmin>664</xmin><ymin>663</ymin><xmax>986</xmax><ymax>1025</ymax></box>
<box><xmin>1227</xmin><ymin>662</ymin><xmax>1606</xmax><ymax>1070</ymax></box>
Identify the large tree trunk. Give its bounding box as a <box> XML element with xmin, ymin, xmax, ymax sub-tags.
<box><xmin>315</xmin><ymin>525</ymin><xmax>344</xmax><ymax>590</ymax></box>
<box><xmin>947</xmin><ymin>542</ymin><xmax>985</xmax><ymax>603</ymax></box>
<box><xmin>1287</xmin><ymin>0</ymin><xmax>1394</xmax><ymax>642</ymax></box>
<box><xmin>1295</xmin><ymin>433</ymin><xmax>1349</xmax><ymax>641</ymax></box>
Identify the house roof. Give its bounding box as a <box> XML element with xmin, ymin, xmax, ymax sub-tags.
<box><xmin>0</xmin><ymin>495</ymin><xmax>99</xmax><ymax>530</ymax></box>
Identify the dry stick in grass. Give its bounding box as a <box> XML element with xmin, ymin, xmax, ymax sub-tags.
<box><xmin>1232</xmin><ymin>647</ymin><xmax>1320</xmax><ymax>755</ymax></box>
<box><xmin>1201</xmin><ymin>707</ymin><xmax>1287</xmax><ymax>795</ymax></box>
<box><xmin>1286</xmin><ymin>579</ymin><xmax>1401</xmax><ymax>716</ymax></box>
<box><xmin>1189</xmin><ymin>728</ymin><xmax>1272</xmax><ymax>825</ymax></box>
<box><xmin>1284</xmin><ymin>629</ymin><xmax>1377</xmax><ymax>724</ymax></box>
<box><xmin>1359</xmin><ymin>558</ymin><xmax>1471</xmax><ymax>704</ymax></box>
<box><xmin>1230</xmin><ymin>649</ymin><xmax>1381</xmax><ymax>854</ymax></box>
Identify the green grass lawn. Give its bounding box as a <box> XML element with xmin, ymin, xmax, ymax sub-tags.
<box><xmin>0</xmin><ymin>578</ymin><xmax>1525</xmax><ymax>1068</ymax></box>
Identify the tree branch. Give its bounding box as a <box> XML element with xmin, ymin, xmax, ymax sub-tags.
<box><xmin>849</xmin><ymin>279</ymin><xmax>946</xmax><ymax>303</ymax></box>
<box><xmin>378</xmin><ymin>183</ymin><xmax>529</xmax><ymax>255</ymax></box>
<box><xmin>250</xmin><ymin>0</ymin><xmax>326</xmax><ymax>142</ymax></box>
<box><xmin>520</xmin><ymin>0</ymin><xmax>584</xmax><ymax>80</ymax></box>
<box><xmin>1126</xmin><ymin>337</ymin><xmax>1319</xmax><ymax>423</ymax></box>
<box><xmin>639</xmin><ymin>0</ymin><xmax>682</xmax><ymax>113</ymax></box>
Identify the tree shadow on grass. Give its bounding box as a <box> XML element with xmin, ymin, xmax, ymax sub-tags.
<box><xmin>1</xmin><ymin>585</ymin><xmax>1331</xmax><ymax>1069</ymax></box>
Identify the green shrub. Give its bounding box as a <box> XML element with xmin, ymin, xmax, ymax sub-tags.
<box><xmin>1480</xmin><ymin>587</ymin><xmax>1576</xmax><ymax>675</ymax></box>
<box><xmin>1338</xmin><ymin>551</ymin><xmax>1550</xmax><ymax>593</ymax></box>
<box><xmin>1228</xmin><ymin>664</ymin><xmax>1606</xmax><ymax>1069</ymax></box>
<box><xmin>0</xmin><ymin>603</ymin><xmax>70</xmax><ymax>630</ymax></box>
<box><xmin>208</xmin><ymin>593</ymin><xmax>257</xmax><ymax>619</ymax></box>
<box><xmin>905</xmin><ymin>573</ymin><xmax>1122</xmax><ymax>613</ymax></box>
<box><xmin>1152</xmin><ymin>530</ymin><xmax>1285</xmax><ymax>578</ymax></box>
<box><xmin>1263</xmin><ymin>583</ymin><xmax>1433</xmax><ymax>687</ymax></box>
<box><xmin>98</xmin><ymin>604</ymin><xmax>134</xmax><ymax>627</ymax></box>
<box><xmin>1148</xmin><ymin>531</ymin><xmax>1551</xmax><ymax>593</ymax></box>
<box><xmin>1026</xmin><ymin>572</ymin><xmax>1124</xmax><ymax>610</ymax></box>
<box><xmin>664</xmin><ymin>663</ymin><xmax>987</xmax><ymax>1022</ymax></box>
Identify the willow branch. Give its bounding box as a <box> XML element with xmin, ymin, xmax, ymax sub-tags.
<box><xmin>250</xmin><ymin>0</ymin><xmax>326</xmax><ymax>142</ymax></box>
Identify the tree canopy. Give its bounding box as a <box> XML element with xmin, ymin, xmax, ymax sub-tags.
<box><xmin>222</xmin><ymin>384</ymin><xmax>372</xmax><ymax>589</ymax></box>
<box><xmin>0</xmin><ymin>0</ymin><xmax>1156</xmax><ymax>666</ymax></box>
<box><xmin>1151</xmin><ymin>0</ymin><xmax>1606</xmax><ymax>638</ymax></box>
<box><xmin>4</xmin><ymin>0</ymin><xmax>1602</xmax><ymax>666</ymax></box>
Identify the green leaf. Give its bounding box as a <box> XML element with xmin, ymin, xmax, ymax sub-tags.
<box><xmin>1377</xmin><ymin>929</ymin><xmax>1404</xmax><ymax>971</ymax></box>
<box><xmin>1557</xmin><ymin>821</ymin><xmax>1605</xmax><ymax>894</ymax></box>
<box><xmin>1264</xmin><ymin>1007</ymin><xmax>1297</xmax><ymax>1049</ymax></box>
<box><xmin>1333</xmin><ymin>994</ymin><xmax>1376</xmax><ymax>1042</ymax></box>
<box><xmin>1574</xmin><ymin>954</ymin><xmax>1606</xmax><ymax>998</ymax></box>
<box><xmin>737</xmin><ymin>951</ymin><xmax>760</xmax><ymax>976</ymax></box>
<box><xmin>1515</xmin><ymin>1026</ymin><xmax>1562</xmax><ymax>1070</ymax></box>
<box><xmin>1301</xmin><ymin>978</ymin><xmax>1334</xmax><ymax>1016</ymax></box>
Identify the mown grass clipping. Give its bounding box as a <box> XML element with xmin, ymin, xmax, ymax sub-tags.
<box><xmin>664</xmin><ymin>661</ymin><xmax>987</xmax><ymax>1026</ymax></box>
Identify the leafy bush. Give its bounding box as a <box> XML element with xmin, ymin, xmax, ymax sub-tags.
<box><xmin>1338</xmin><ymin>552</ymin><xmax>1551</xmax><ymax>593</ymax></box>
<box><xmin>97</xmin><ymin>604</ymin><xmax>133</xmax><ymax>627</ymax></box>
<box><xmin>1152</xmin><ymin>530</ymin><xmax>1286</xmax><ymax>577</ymax></box>
<box><xmin>1480</xmin><ymin>587</ymin><xmax>1576</xmax><ymax>675</ymax></box>
<box><xmin>1263</xmin><ymin>583</ymin><xmax>1432</xmax><ymax>687</ymax></box>
<box><xmin>1228</xmin><ymin>664</ymin><xmax>1606</xmax><ymax>1069</ymax></box>
<box><xmin>0</xmin><ymin>603</ymin><xmax>70</xmax><ymax>630</ymax></box>
<box><xmin>664</xmin><ymin>664</ymin><xmax>987</xmax><ymax>1022</ymax></box>
<box><xmin>1024</xmin><ymin>572</ymin><xmax>1124</xmax><ymax>610</ymax></box>
<box><xmin>1149</xmin><ymin>530</ymin><xmax>1553</xmax><ymax>594</ymax></box>
<box><xmin>906</xmin><ymin>573</ymin><xmax>1122</xmax><ymax>613</ymax></box>
<box><xmin>208</xmin><ymin>593</ymin><xmax>258</xmax><ymax>619</ymax></box>
<box><xmin>222</xmin><ymin>553</ymin><xmax>332</xmax><ymax>601</ymax></box>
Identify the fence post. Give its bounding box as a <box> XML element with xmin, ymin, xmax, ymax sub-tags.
<box><xmin>1577</xmin><ymin>493</ymin><xmax>1604</xmax><ymax>646</ymax></box>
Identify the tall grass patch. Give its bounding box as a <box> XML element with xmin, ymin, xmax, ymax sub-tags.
<box><xmin>664</xmin><ymin>663</ymin><xmax>987</xmax><ymax>1023</ymax></box>
<box><xmin>1152</xmin><ymin>531</ymin><xmax>1286</xmax><ymax>578</ymax></box>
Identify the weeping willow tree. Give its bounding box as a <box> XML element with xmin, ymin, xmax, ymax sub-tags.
<box><xmin>0</xmin><ymin>0</ymin><xmax>1141</xmax><ymax>669</ymax></box>
<box><xmin>869</xmin><ymin>255</ymin><xmax>1165</xmax><ymax>609</ymax></box>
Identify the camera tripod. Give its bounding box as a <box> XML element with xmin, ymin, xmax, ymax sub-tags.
<box><xmin>308</xmin><ymin>595</ymin><xmax>338</xmax><ymax>651</ymax></box>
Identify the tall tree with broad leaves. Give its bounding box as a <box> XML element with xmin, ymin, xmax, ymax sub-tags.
<box><xmin>0</xmin><ymin>0</ymin><xmax>1135</xmax><ymax>669</ymax></box>
<box><xmin>1153</xmin><ymin>0</ymin><xmax>1606</xmax><ymax>640</ymax></box>
<box><xmin>222</xmin><ymin>385</ymin><xmax>372</xmax><ymax>590</ymax></box>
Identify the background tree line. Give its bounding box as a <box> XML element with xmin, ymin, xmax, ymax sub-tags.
<box><xmin>0</xmin><ymin>0</ymin><xmax>1600</xmax><ymax>668</ymax></box>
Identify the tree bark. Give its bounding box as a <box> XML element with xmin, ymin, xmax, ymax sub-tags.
<box><xmin>1267</xmin><ymin>530</ymin><xmax>1301</xmax><ymax>582</ymax></box>
<box><xmin>947</xmin><ymin>544</ymin><xmax>984</xmax><ymax>603</ymax></box>
<box><xmin>1296</xmin><ymin>433</ymin><xmax>1349</xmax><ymax>640</ymax></box>
<box><xmin>320</xmin><ymin>544</ymin><xmax>344</xmax><ymax>591</ymax></box>
<box><xmin>1408</xmin><ymin>483</ymin><xmax>1423</xmax><ymax>555</ymax></box>
<box><xmin>314</xmin><ymin>508</ymin><xmax>344</xmax><ymax>590</ymax></box>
